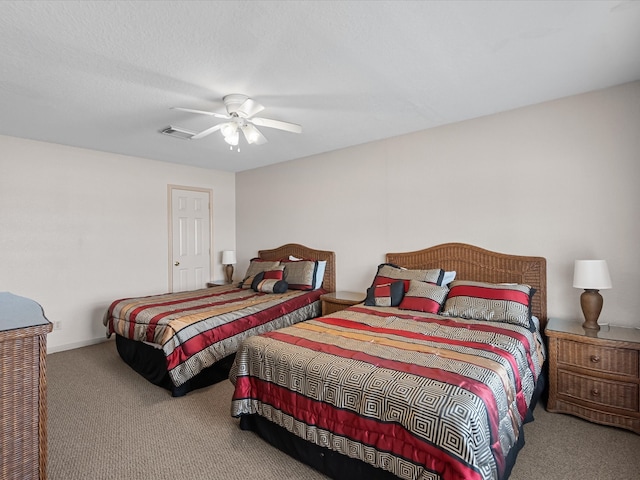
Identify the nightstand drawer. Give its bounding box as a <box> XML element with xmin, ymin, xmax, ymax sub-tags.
<box><xmin>558</xmin><ymin>370</ymin><xmax>639</xmax><ymax>412</ymax></box>
<box><xmin>546</xmin><ymin>319</ymin><xmax>640</xmax><ymax>434</ymax></box>
<box><xmin>558</xmin><ymin>339</ymin><xmax>639</xmax><ymax>377</ymax></box>
<box><xmin>322</xmin><ymin>301</ymin><xmax>349</xmax><ymax>316</ymax></box>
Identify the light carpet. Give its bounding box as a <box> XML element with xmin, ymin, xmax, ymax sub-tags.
<box><xmin>47</xmin><ymin>340</ymin><xmax>640</xmax><ymax>479</ymax></box>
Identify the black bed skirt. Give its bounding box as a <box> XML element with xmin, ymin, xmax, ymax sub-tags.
<box><xmin>239</xmin><ymin>414</ymin><xmax>399</xmax><ymax>480</ymax></box>
<box><xmin>238</xmin><ymin>372</ymin><xmax>547</xmax><ymax>480</ymax></box>
<box><xmin>239</xmin><ymin>416</ymin><xmax>526</xmax><ymax>480</ymax></box>
<box><xmin>115</xmin><ymin>334</ymin><xmax>235</xmax><ymax>397</ymax></box>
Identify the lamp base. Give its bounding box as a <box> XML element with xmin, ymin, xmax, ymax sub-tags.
<box><xmin>224</xmin><ymin>264</ymin><xmax>234</xmax><ymax>284</ymax></box>
<box><xmin>580</xmin><ymin>289</ymin><xmax>603</xmax><ymax>331</ymax></box>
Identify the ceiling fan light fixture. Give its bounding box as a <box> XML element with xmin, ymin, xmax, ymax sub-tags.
<box><xmin>220</xmin><ymin>122</ymin><xmax>237</xmax><ymax>138</ymax></box>
<box><xmin>245</xmin><ymin>130</ymin><xmax>259</xmax><ymax>144</ymax></box>
<box><xmin>224</xmin><ymin>130</ymin><xmax>239</xmax><ymax>146</ymax></box>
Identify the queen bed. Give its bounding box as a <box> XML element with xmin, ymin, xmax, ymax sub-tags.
<box><xmin>229</xmin><ymin>243</ymin><xmax>547</xmax><ymax>480</ymax></box>
<box><xmin>104</xmin><ymin>243</ymin><xmax>335</xmax><ymax>396</ymax></box>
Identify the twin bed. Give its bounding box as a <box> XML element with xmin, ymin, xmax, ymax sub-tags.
<box><xmin>104</xmin><ymin>242</ymin><xmax>547</xmax><ymax>480</ymax></box>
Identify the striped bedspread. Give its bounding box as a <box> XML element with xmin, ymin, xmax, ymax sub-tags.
<box><xmin>230</xmin><ymin>305</ymin><xmax>545</xmax><ymax>480</ymax></box>
<box><xmin>104</xmin><ymin>285</ymin><xmax>324</xmax><ymax>387</ymax></box>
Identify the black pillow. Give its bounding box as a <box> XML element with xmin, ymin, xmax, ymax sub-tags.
<box><xmin>364</xmin><ymin>280</ymin><xmax>405</xmax><ymax>307</ymax></box>
<box><xmin>251</xmin><ymin>272</ymin><xmax>289</xmax><ymax>294</ymax></box>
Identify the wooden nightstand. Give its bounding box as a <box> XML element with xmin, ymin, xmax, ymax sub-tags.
<box><xmin>545</xmin><ymin>318</ymin><xmax>640</xmax><ymax>434</ymax></box>
<box><xmin>320</xmin><ymin>291</ymin><xmax>366</xmax><ymax>316</ymax></box>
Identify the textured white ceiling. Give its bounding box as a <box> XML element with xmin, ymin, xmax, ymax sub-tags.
<box><xmin>1</xmin><ymin>1</ymin><xmax>639</xmax><ymax>172</ymax></box>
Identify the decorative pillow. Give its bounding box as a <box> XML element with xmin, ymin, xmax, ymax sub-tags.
<box><xmin>251</xmin><ymin>269</ymin><xmax>288</xmax><ymax>294</ymax></box>
<box><xmin>238</xmin><ymin>259</ymin><xmax>281</xmax><ymax>289</ymax></box>
<box><xmin>372</xmin><ymin>263</ymin><xmax>446</xmax><ymax>292</ymax></box>
<box><xmin>398</xmin><ymin>280</ymin><xmax>449</xmax><ymax>314</ymax></box>
<box><xmin>281</xmin><ymin>259</ymin><xmax>319</xmax><ymax>290</ymax></box>
<box><xmin>288</xmin><ymin>256</ymin><xmax>327</xmax><ymax>289</ymax></box>
<box><xmin>239</xmin><ymin>274</ymin><xmax>258</xmax><ymax>290</ymax></box>
<box><xmin>364</xmin><ymin>280</ymin><xmax>405</xmax><ymax>307</ymax></box>
<box><xmin>441</xmin><ymin>280</ymin><xmax>535</xmax><ymax>329</ymax></box>
<box><xmin>262</xmin><ymin>266</ymin><xmax>285</xmax><ymax>280</ymax></box>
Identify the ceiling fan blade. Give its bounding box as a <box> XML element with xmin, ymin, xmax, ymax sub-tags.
<box><xmin>241</xmin><ymin>124</ymin><xmax>268</xmax><ymax>145</ymax></box>
<box><xmin>250</xmin><ymin>117</ymin><xmax>302</xmax><ymax>134</ymax></box>
<box><xmin>171</xmin><ymin>107</ymin><xmax>229</xmax><ymax>119</ymax></box>
<box><xmin>236</xmin><ymin>98</ymin><xmax>265</xmax><ymax>118</ymax></box>
<box><xmin>191</xmin><ymin>123</ymin><xmax>224</xmax><ymax>140</ymax></box>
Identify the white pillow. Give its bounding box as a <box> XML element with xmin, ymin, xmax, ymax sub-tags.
<box><xmin>442</xmin><ymin>270</ymin><xmax>456</xmax><ymax>285</ymax></box>
<box><xmin>314</xmin><ymin>261</ymin><xmax>326</xmax><ymax>289</ymax></box>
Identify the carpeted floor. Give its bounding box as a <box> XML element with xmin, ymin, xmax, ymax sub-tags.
<box><xmin>46</xmin><ymin>340</ymin><xmax>640</xmax><ymax>479</ymax></box>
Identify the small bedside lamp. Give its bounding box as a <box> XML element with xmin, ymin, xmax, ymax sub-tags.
<box><xmin>222</xmin><ymin>250</ymin><xmax>236</xmax><ymax>284</ymax></box>
<box><xmin>573</xmin><ymin>260</ymin><xmax>612</xmax><ymax>331</ymax></box>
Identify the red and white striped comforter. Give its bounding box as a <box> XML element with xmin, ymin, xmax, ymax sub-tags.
<box><xmin>104</xmin><ymin>285</ymin><xmax>324</xmax><ymax>387</ymax></box>
<box><xmin>230</xmin><ymin>304</ymin><xmax>545</xmax><ymax>480</ymax></box>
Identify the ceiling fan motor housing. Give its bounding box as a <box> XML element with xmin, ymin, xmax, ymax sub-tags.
<box><xmin>223</xmin><ymin>94</ymin><xmax>250</xmax><ymax>115</ymax></box>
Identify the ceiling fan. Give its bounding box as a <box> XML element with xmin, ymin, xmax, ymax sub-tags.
<box><xmin>163</xmin><ymin>94</ymin><xmax>302</xmax><ymax>149</ymax></box>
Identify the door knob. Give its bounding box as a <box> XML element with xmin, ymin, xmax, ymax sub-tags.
<box><xmin>174</xmin><ymin>261</ymin><xmax>180</xmax><ymax>266</ymax></box>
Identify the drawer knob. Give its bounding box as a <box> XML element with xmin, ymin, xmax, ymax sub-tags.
<box><xmin>590</xmin><ymin>355</ymin><xmax>601</xmax><ymax>363</ymax></box>
<box><xmin>590</xmin><ymin>388</ymin><xmax>600</xmax><ymax>397</ymax></box>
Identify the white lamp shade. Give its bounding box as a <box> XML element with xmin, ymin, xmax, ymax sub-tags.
<box><xmin>573</xmin><ymin>260</ymin><xmax>612</xmax><ymax>289</ymax></box>
<box><xmin>221</xmin><ymin>250</ymin><xmax>236</xmax><ymax>265</ymax></box>
<box><xmin>223</xmin><ymin>130</ymin><xmax>239</xmax><ymax>146</ymax></box>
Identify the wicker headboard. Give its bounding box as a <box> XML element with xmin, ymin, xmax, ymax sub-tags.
<box><xmin>386</xmin><ymin>243</ymin><xmax>547</xmax><ymax>328</ymax></box>
<box><xmin>258</xmin><ymin>243</ymin><xmax>336</xmax><ymax>293</ymax></box>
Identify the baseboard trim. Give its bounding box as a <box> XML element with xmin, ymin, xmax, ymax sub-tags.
<box><xmin>47</xmin><ymin>336</ymin><xmax>113</xmax><ymax>354</ymax></box>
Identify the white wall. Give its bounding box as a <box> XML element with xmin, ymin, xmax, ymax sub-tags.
<box><xmin>2</xmin><ymin>82</ymin><xmax>637</xmax><ymax>355</ymax></box>
<box><xmin>0</xmin><ymin>136</ymin><xmax>235</xmax><ymax>352</ymax></box>
<box><xmin>237</xmin><ymin>82</ymin><xmax>640</xmax><ymax>328</ymax></box>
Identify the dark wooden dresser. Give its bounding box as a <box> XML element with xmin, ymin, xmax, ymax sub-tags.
<box><xmin>546</xmin><ymin>317</ymin><xmax>640</xmax><ymax>434</ymax></box>
<box><xmin>0</xmin><ymin>292</ymin><xmax>53</xmax><ymax>480</ymax></box>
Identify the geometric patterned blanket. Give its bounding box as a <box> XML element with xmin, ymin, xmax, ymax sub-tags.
<box><xmin>104</xmin><ymin>285</ymin><xmax>324</xmax><ymax>387</ymax></box>
<box><xmin>230</xmin><ymin>305</ymin><xmax>545</xmax><ymax>480</ymax></box>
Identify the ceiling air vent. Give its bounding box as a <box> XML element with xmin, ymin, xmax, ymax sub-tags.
<box><xmin>161</xmin><ymin>126</ymin><xmax>196</xmax><ymax>140</ymax></box>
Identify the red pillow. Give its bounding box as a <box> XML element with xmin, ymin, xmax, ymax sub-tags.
<box><xmin>398</xmin><ymin>280</ymin><xmax>449</xmax><ymax>314</ymax></box>
<box><xmin>262</xmin><ymin>268</ymin><xmax>284</xmax><ymax>281</ymax></box>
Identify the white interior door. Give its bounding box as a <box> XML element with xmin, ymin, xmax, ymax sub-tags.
<box><xmin>169</xmin><ymin>187</ymin><xmax>212</xmax><ymax>292</ymax></box>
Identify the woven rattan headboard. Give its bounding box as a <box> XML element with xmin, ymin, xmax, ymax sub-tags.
<box><xmin>386</xmin><ymin>243</ymin><xmax>547</xmax><ymax>328</ymax></box>
<box><xmin>259</xmin><ymin>243</ymin><xmax>336</xmax><ymax>293</ymax></box>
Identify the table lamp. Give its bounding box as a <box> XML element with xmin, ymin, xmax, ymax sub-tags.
<box><xmin>573</xmin><ymin>260</ymin><xmax>612</xmax><ymax>330</ymax></box>
<box><xmin>222</xmin><ymin>250</ymin><xmax>236</xmax><ymax>284</ymax></box>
